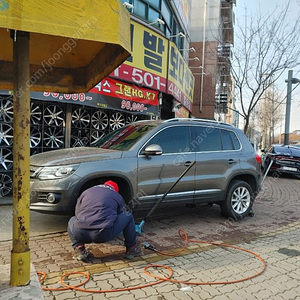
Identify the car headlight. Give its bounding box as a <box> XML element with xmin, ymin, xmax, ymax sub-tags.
<box><xmin>36</xmin><ymin>164</ymin><xmax>79</xmax><ymax>180</ymax></box>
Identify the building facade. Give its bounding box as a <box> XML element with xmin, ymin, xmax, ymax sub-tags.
<box><xmin>0</xmin><ymin>0</ymin><xmax>236</xmax><ymax>197</ymax></box>
<box><xmin>189</xmin><ymin>0</ymin><xmax>235</xmax><ymax>121</ymax></box>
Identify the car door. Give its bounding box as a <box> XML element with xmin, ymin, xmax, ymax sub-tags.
<box><xmin>192</xmin><ymin>126</ymin><xmax>241</xmax><ymax>203</ymax></box>
<box><xmin>136</xmin><ymin>125</ymin><xmax>196</xmax><ymax>209</ymax></box>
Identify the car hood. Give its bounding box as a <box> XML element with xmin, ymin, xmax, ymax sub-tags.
<box><xmin>273</xmin><ymin>146</ymin><xmax>300</xmax><ymax>158</ymax></box>
<box><xmin>288</xmin><ymin>147</ymin><xmax>300</xmax><ymax>157</ymax></box>
<box><xmin>30</xmin><ymin>147</ymin><xmax>122</xmax><ymax>167</ymax></box>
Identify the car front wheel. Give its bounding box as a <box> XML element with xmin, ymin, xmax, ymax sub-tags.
<box><xmin>221</xmin><ymin>180</ymin><xmax>254</xmax><ymax>220</ymax></box>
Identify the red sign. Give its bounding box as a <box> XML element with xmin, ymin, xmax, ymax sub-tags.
<box><xmin>90</xmin><ymin>77</ymin><xmax>158</xmax><ymax>106</ymax></box>
<box><xmin>32</xmin><ymin>77</ymin><xmax>159</xmax><ymax>116</ymax></box>
<box><xmin>110</xmin><ymin>65</ymin><xmax>167</xmax><ymax>92</ymax></box>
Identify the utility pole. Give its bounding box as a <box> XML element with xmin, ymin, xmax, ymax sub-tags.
<box><xmin>284</xmin><ymin>70</ymin><xmax>300</xmax><ymax>145</ymax></box>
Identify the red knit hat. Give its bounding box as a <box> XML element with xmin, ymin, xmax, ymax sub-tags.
<box><xmin>104</xmin><ymin>180</ymin><xmax>119</xmax><ymax>192</ymax></box>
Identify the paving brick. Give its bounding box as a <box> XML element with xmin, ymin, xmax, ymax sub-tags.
<box><xmin>154</xmin><ymin>282</ymin><xmax>179</xmax><ymax>294</ymax></box>
<box><xmin>2</xmin><ymin>176</ymin><xmax>300</xmax><ymax>300</ymax></box>
<box><xmin>278</xmin><ymin>289</ymin><xmax>300</xmax><ymax>300</ymax></box>
<box><xmin>211</xmin><ymin>295</ymin><xmax>231</xmax><ymax>300</ymax></box>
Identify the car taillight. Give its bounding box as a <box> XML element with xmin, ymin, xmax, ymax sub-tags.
<box><xmin>255</xmin><ymin>154</ymin><xmax>262</xmax><ymax>164</ymax></box>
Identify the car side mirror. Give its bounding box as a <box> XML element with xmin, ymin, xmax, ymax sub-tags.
<box><xmin>143</xmin><ymin>144</ymin><xmax>163</xmax><ymax>156</ymax></box>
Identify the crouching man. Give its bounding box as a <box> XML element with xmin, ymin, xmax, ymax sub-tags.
<box><xmin>67</xmin><ymin>180</ymin><xmax>141</xmax><ymax>262</ymax></box>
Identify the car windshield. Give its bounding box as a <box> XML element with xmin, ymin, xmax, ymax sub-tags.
<box><xmin>94</xmin><ymin>122</ymin><xmax>157</xmax><ymax>151</ymax></box>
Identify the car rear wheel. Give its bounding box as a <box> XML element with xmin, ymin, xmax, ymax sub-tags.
<box><xmin>221</xmin><ymin>180</ymin><xmax>253</xmax><ymax>220</ymax></box>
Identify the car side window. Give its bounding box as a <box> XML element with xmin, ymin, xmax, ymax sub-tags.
<box><xmin>227</xmin><ymin>130</ymin><xmax>241</xmax><ymax>150</ymax></box>
<box><xmin>221</xmin><ymin>130</ymin><xmax>234</xmax><ymax>150</ymax></box>
<box><xmin>144</xmin><ymin>126</ymin><xmax>191</xmax><ymax>154</ymax></box>
<box><xmin>193</xmin><ymin>126</ymin><xmax>222</xmax><ymax>151</ymax></box>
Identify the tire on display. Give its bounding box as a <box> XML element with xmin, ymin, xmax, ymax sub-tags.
<box><xmin>43</xmin><ymin>105</ymin><xmax>64</xmax><ymax>126</ymax></box>
<box><xmin>126</xmin><ymin>114</ymin><xmax>138</xmax><ymax>124</ymax></box>
<box><xmin>72</xmin><ymin>108</ymin><xmax>90</xmax><ymax>128</ymax></box>
<box><xmin>221</xmin><ymin>180</ymin><xmax>254</xmax><ymax>220</ymax></box>
<box><xmin>0</xmin><ymin>96</ymin><xmax>13</xmax><ymax>123</ymax></box>
<box><xmin>71</xmin><ymin>129</ymin><xmax>90</xmax><ymax>147</ymax></box>
<box><xmin>0</xmin><ymin>173</ymin><xmax>13</xmax><ymax>196</ymax></box>
<box><xmin>91</xmin><ymin>110</ymin><xmax>108</xmax><ymax>130</ymax></box>
<box><xmin>0</xmin><ymin>148</ymin><xmax>13</xmax><ymax>171</ymax></box>
<box><xmin>109</xmin><ymin>112</ymin><xmax>125</xmax><ymax>131</ymax></box>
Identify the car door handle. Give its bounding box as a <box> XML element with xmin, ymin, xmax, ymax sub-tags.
<box><xmin>228</xmin><ymin>159</ymin><xmax>237</xmax><ymax>164</ymax></box>
<box><xmin>184</xmin><ymin>161</ymin><xmax>192</xmax><ymax>167</ymax></box>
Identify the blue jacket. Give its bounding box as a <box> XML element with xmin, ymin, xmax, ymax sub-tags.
<box><xmin>74</xmin><ymin>185</ymin><xmax>125</xmax><ymax>229</ymax></box>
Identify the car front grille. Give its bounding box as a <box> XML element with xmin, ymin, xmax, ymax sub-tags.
<box><xmin>30</xmin><ymin>166</ymin><xmax>41</xmax><ymax>178</ymax></box>
<box><xmin>36</xmin><ymin>192</ymin><xmax>50</xmax><ymax>202</ymax></box>
<box><xmin>279</xmin><ymin>159</ymin><xmax>300</xmax><ymax>166</ymax></box>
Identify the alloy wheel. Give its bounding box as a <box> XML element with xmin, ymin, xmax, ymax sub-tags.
<box><xmin>91</xmin><ymin>110</ymin><xmax>108</xmax><ymax>130</ymax></box>
<box><xmin>110</xmin><ymin>112</ymin><xmax>125</xmax><ymax>130</ymax></box>
<box><xmin>0</xmin><ymin>173</ymin><xmax>13</xmax><ymax>196</ymax></box>
<box><xmin>43</xmin><ymin>105</ymin><xmax>64</xmax><ymax>126</ymax></box>
<box><xmin>0</xmin><ymin>148</ymin><xmax>13</xmax><ymax>170</ymax></box>
<box><xmin>0</xmin><ymin>124</ymin><xmax>13</xmax><ymax>146</ymax></box>
<box><xmin>0</xmin><ymin>96</ymin><xmax>13</xmax><ymax>123</ymax></box>
<box><xmin>72</xmin><ymin>108</ymin><xmax>90</xmax><ymax>128</ymax></box>
<box><xmin>231</xmin><ymin>186</ymin><xmax>251</xmax><ymax>214</ymax></box>
<box><xmin>44</xmin><ymin>127</ymin><xmax>64</xmax><ymax>148</ymax></box>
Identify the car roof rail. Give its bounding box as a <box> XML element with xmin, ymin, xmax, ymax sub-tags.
<box><xmin>164</xmin><ymin>118</ymin><xmax>233</xmax><ymax>126</ymax></box>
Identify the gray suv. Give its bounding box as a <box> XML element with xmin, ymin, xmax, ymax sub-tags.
<box><xmin>30</xmin><ymin>118</ymin><xmax>262</xmax><ymax>219</ymax></box>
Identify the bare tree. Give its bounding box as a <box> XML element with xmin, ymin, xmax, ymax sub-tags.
<box><xmin>256</xmin><ymin>86</ymin><xmax>283</xmax><ymax>148</ymax></box>
<box><xmin>232</xmin><ymin>1</ymin><xmax>300</xmax><ymax>136</ymax></box>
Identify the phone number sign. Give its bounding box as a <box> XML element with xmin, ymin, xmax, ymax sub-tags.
<box><xmin>30</xmin><ymin>77</ymin><xmax>159</xmax><ymax>116</ymax></box>
<box><xmin>168</xmin><ymin>42</ymin><xmax>195</xmax><ymax>111</ymax></box>
<box><xmin>110</xmin><ymin>20</ymin><xmax>194</xmax><ymax>112</ymax></box>
<box><xmin>110</xmin><ymin>21</ymin><xmax>168</xmax><ymax>92</ymax></box>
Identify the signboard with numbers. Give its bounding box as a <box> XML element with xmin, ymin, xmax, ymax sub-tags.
<box><xmin>110</xmin><ymin>21</ymin><xmax>169</xmax><ymax>93</ymax></box>
<box><xmin>29</xmin><ymin>77</ymin><xmax>159</xmax><ymax>116</ymax></box>
<box><xmin>110</xmin><ymin>20</ymin><xmax>195</xmax><ymax>113</ymax></box>
<box><xmin>168</xmin><ymin>42</ymin><xmax>195</xmax><ymax>111</ymax></box>
<box><xmin>2</xmin><ymin>20</ymin><xmax>195</xmax><ymax>114</ymax></box>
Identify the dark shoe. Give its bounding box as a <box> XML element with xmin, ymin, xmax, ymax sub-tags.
<box><xmin>73</xmin><ymin>245</ymin><xmax>90</xmax><ymax>262</ymax></box>
<box><xmin>125</xmin><ymin>244</ymin><xmax>142</xmax><ymax>259</ymax></box>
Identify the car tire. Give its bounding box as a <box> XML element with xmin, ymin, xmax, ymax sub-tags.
<box><xmin>221</xmin><ymin>180</ymin><xmax>254</xmax><ymax>220</ymax></box>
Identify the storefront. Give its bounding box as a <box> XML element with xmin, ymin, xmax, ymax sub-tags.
<box><xmin>0</xmin><ymin>16</ymin><xmax>194</xmax><ymax>197</ymax></box>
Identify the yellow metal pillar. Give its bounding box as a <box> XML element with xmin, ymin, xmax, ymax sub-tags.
<box><xmin>10</xmin><ymin>31</ymin><xmax>31</xmax><ymax>286</ymax></box>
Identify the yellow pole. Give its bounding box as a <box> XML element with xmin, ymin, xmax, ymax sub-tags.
<box><xmin>10</xmin><ymin>30</ymin><xmax>31</xmax><ymax>286</ymax></box>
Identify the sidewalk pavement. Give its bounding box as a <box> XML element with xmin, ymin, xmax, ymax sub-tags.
<box><xmin>1</xmin><ymin>176</ymin><xmax>300</xmax><ymax>299</ymax></box>
<box><xmin>1</xmin><ymin>220</ymin><xmax>300</xmax><ymax>299</ymax></box>
<box><xmin>0</xmin><ymin>196</ymin><xmax>44</xmax><ymax>299</ymax></box>
<box><xmin>0</xmin><ymin>196</ymin><xmax>13</xmax><ymax>206</ymax></box>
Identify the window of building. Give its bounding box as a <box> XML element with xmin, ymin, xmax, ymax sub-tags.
<box><xmin>134</xmin><ymin>0</ymin><xmax>147</xmax><ymax>19</ymax></box>
<box><xmin>144</xmin><ymin>0</ymin><xmax>160</xmax><ymax>9</ymax></box>
<box><xmin>123</xmin><ymin>0</ymin><xmax>185</xmax><ymax>50</ymax></box>
<box><xmin>149</xmin><ymin>7</ymin><xmax>160</xmax><ymax>24</ymax></box>
<box><xmin>161</xmin><ymin>0</ymin><xmax>172</xmax><ymax>29</ymax></box>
